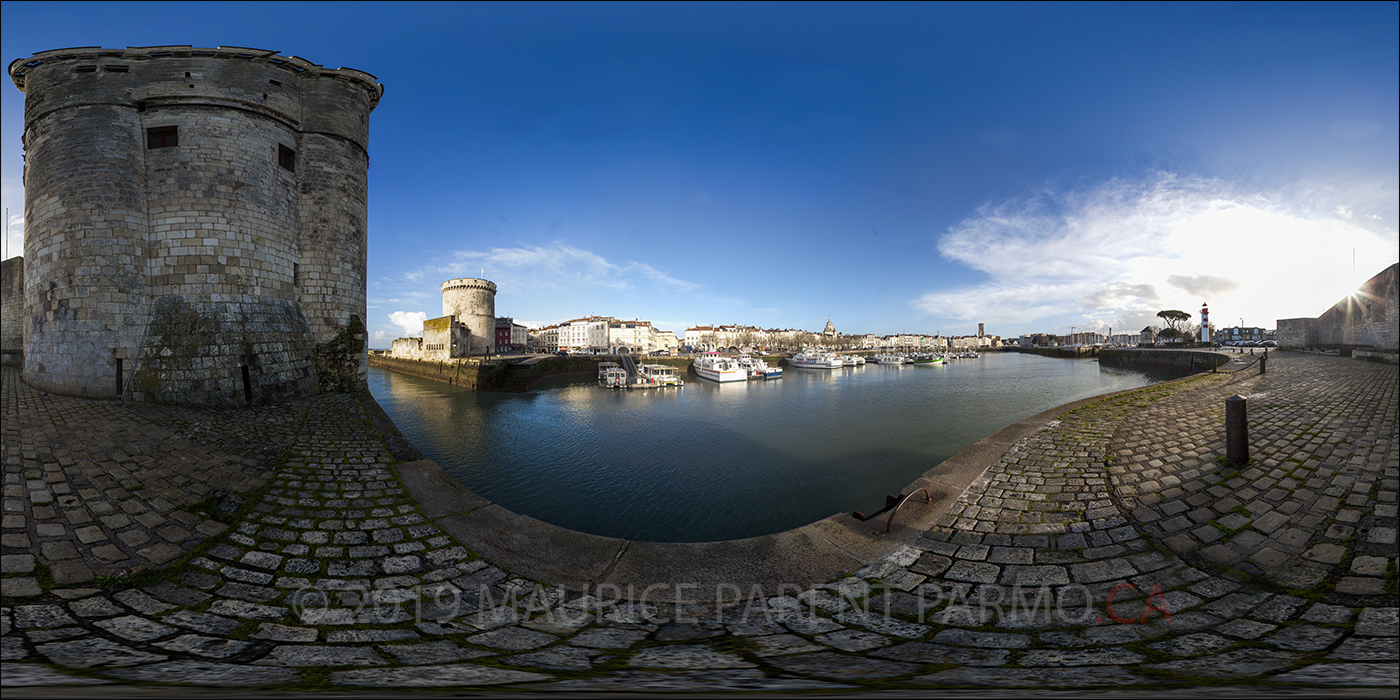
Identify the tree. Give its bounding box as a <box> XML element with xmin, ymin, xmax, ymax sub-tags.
<box><xmin>1156</xmin><ymin>310</ymin><xmax>1192</xmax><ymax>338</ymax></box>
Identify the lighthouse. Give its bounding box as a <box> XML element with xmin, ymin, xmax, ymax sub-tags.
<box><xmin>1201</xmin><ymin>303</ymin><xmax>1211</xmax><ymax>343</ymax></box>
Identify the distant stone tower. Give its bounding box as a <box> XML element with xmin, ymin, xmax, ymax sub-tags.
<box><xmin>441</xmin><ymin>278</ymin><xmax>497</xmax><ymax>354</ymax></box>
<box><xmin>8</xmin><ymin>46</ymin><xmax>382</xmax><ymax>406</ymax></box>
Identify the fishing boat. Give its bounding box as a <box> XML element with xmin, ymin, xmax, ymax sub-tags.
<box><xmin>909</xmin><ymin>353</ymin><xmax>945</xmax><ymax>365</ymax></box>
<box><xmin>693</xmin><ymin>354</ymin><xmax>747</xmax><ymax>382</ymax></box>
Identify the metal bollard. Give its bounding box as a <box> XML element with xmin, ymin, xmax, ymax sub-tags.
<box><xmin>1260</xmin><ymin>349</ymin><xmax>1267</xmax><ymax>374</ymax></box>
<box><xmin>1226</xmin><ymin>394</ymin><xmax>1248</xmax><ymax>466</ymax></box>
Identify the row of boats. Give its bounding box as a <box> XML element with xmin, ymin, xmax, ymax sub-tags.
<box><xmin>598</xmin><ymin>362</ymin><xmax>685</xmax><ymax>388</ymax></box>
<box><xmin>870</xmin><ymin>351</ymin><xmax>980</xmax><ymax>365</ymax></box>
<box><xmin>692</xmin><ymin>354</ymin><xmax>784</xmax><ymax>382</ymax></box>
<box><xmin>601</xmin><ymin>350</ymin><xmax>981</xmax><ymax>388</ymax></box>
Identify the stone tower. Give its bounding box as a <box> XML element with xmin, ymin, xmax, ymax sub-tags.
<box><xmin>8</xmin><ymin>46</ymin><xmax>382</xmax><ymax>406</ymax></box>
<box><xmin>440</xmin><ymin>278</ymin><xmax>497</xmax><ymax>354</ymax></box>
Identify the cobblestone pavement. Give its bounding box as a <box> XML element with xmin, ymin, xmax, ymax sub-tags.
<box><xmin>2</xmin><ymin>354</ymin><xmax>1396</xmax><ymax>694</ymax></box>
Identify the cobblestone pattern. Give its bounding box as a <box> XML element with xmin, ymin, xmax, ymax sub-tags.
<box><xmin>3</xmin><ymin>354</ymin><xmax>1397</xmax><ymax>691</ymax></box>
<box><xmin>2</xmin><ymin>365</ymin><xmax>292</xmax><ymax>586</ymax></box>
<box><xmin>1116</xmin><ymin>354</ymin><xmax>1398</xmax><ymax>594</ymax></box>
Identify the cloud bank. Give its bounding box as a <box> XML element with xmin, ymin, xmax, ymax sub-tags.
<box><xmin>913</xmin><ymin>173</ymin><xmax>1398</xmax><ymax>335</ymax></box>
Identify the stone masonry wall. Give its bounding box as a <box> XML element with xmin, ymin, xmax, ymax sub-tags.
<box><xmin>1276</xmin><ymin>317</ymin><xmax>1318</xmax><ymax>350</ymax></box>
<box><xmin>128</xmin><ymin>295</ymin><xmax>317</xmax><ymax>406</ymax></box>
<box><xmin>1</xmin><ymin>256</ymin><xmax>21</xmax><ymax>353</ymax></box>
<box><xmin>8</xmin><ymin>46</ymin><xmax>382</xmax><ymax>405</ymax></box>
<box><xmin>1289</xmin><ymin>263</ymin><xmax>1398</xmax><ymax>353</ymax></box>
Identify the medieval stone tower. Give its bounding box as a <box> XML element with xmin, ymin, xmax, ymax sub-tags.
<box><xmin>440</xmin><ymin>278</ymin><xmax>496</xmax><ymax>354</ymax></box>
<box><xmin>8</xmin><ymin>46</ymin><xmax>382</xmax><ymax>406</ymax></box>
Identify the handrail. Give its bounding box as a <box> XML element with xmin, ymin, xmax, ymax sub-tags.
<box><xmin>851</xmin><ymin>487</ymin><xmax>933</xmax><ymax>533</ymax></box>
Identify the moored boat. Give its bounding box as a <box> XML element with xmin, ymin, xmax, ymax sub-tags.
<box><xmin>638</xmin><ymin>364</ymin><xmax>684</xmax><ymax>386</ymax></box>
<box><xmin>737</xmin><ymin>355</ymin><xmax>783</xmax><ymax>379</ymax></box>
<box><xmin>693</xmin><ymin>354</ymin><xmax>747</xmax><ymax>382</ymax></box>
<box><xmin>598</xmin><ymin>362</ymin><xmax>629</xmax><ymax>388</ymax></box>
<box><xmin>909</xmin><ymin>353</ymin><xmax>945</xmax><ymax>365</ymax></box>
<box><xmin>789</xmin><ymin>351</ymin><xmax>845</xmax><ymax>369</ymax></box>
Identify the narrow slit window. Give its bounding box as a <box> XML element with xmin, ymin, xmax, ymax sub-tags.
<box><xmin>104</xmin><ymin>65</ymin><xmax>128</xmax><ymax>73</ymax></box>
<box><xmin>147</xmin><ymin>126</ymin><xmax>178</xmax><ymax>149</ymax></box>
<box><xmin>278</xmin><ymin>144</ymin><xmax>296</xmax><ymax>172</ymax></box>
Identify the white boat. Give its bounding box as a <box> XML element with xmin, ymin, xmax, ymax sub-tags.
<box><xmin>693</xmin><ymin>355</ymin><xmax>747</xmax><ymax>382</ymax></box>
<box><xmin>873</xmin><ymin>353</ymin><xmax>908</xmax><ymax>364</ymax></box>
<box><xmin>789</xmin><ymin>351</ymin><xmax>845</xmax><ymax>369</ymax></box>
<box><xmin>637</xmin><ymin>364</ymin><xmax>684</xmax><ymax>386</ymax></box>
<box><xmin>598</xmin><ymin>362</ymin><xmax>628</xmax><ymax>388</ymax></box>
<box><xmin>840</xmin><ymin>355</ymin><xmax>866</xmax><ymax>366</ymax></box>
<box><xmin>737</xmin><ymin>356</ymin><xmax>783</xmax><ymax>379</ymax></box>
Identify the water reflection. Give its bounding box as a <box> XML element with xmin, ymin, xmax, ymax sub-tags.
<box><xmin>369</xmin><ymin>354</ymin><xmax>1174</xmax><ymax>542</ymax></box>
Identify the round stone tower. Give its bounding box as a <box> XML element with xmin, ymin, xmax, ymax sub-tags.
<box><xmin>441</xmin><ymin>278</ymin><xmax>497</xmax><ymax>354</ymax></box>
<box><xmin>8</xmin><ymin>46</ymin><xmax>382</xmax><ymax>406</ymax></box>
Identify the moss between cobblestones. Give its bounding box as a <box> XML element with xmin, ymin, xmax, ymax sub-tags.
<box><xmin>32</xmin><ymin>561</ymin><xmax>54</xmax><ymax>589</ymax></box>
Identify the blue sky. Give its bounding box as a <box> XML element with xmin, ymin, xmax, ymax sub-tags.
<box><xmin>3</xmin><ymin>2</ymin><xmax>1396</xmax><ymax>347</ymax></box>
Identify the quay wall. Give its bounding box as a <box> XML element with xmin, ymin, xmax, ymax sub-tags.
<box><xmin>1099</xmin><ymin>348</ymin><xmax>1231</xmax><ymax>373</ymax></box>
<box><xmin>1006</xmin><ymin>346</ymin><xmax>1098</xmax><ymax>358</ymax></box>
<box><xmin>367</xmin><ymin>354</ymin><xmax>502</xmax><ymax>390</ymax></box>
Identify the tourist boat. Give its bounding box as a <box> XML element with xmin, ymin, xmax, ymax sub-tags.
<box><xmin>637</xmin><ymin>364</ymin><xmax>684</xmax><ymax>386</ymax></box>
<box><xmin>872</xmin><ymin>353</ymin><xmax>908</xmax><ymax>364</ymax></box>
<box><xmin>788</xmin><ymin>351</ymin><xmax>845</xmax><ymax>369</ymax></box>
<box><xmin>598</xmin><ymin>362</ymin><xmax>629</xmax><ymax>388</ymax></box>
<box><xmin>737</xmin><ymin>356</ymin><xmax>783</xmax><ymax>379</ymax></box>
<box><xmin>693</xmin><ymin>354</ymin><xmax>747</xmax><ymax>382</ymax></box>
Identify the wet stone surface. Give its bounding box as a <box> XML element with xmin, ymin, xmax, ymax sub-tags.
<box><xmin>3</xmin><ymin>354</ymin><xmax>1397</xmax><ymax>693</ymax></box>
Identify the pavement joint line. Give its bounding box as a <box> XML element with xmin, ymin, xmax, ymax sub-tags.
<box><xmin>2</xmin><ymin>352</ymin><xmax>1397</xmax><ymax>693</ymax></box>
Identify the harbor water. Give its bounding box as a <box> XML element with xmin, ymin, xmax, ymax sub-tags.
<box><xmin>368</xmin><ymin>353</ymin><xmax>1178</xmax><ymax>542</ymax></box>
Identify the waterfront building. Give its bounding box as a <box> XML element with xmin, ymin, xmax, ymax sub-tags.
<box><xmin>1214</xmin><ymin>326</ymin><xmax>1269</xmax><ymax>344</ymax></box>
<box><xmin>495</xmin><ymin>317</ymin><xmax>528</xmax><ymax>353</ymax></box>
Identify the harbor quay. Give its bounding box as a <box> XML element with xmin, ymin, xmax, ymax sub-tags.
<box><xmin>1</xmin><ymin>351</ymin><xmax>1396</xmax><ymax>694</ymax></box>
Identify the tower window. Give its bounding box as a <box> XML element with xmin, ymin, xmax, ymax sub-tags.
<box><xmin>147</xmin><ymin>126</ymin><xmax>178</xmax><ymax>149</ymax></box>
<box><xmin>278</xmin><ymin>145</ymin><xmax>296</xmax><ymax>172</ymax></box>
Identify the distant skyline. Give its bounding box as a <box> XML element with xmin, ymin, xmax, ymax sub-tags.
<box><xmin>3</xmin><ymin>2</ymin><xmax>1396</xmax><ymax>347</ymax></box>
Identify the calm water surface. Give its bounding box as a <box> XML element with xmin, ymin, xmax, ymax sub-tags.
<box><xmin>368</xmin><ymin>353</ymin><xmax>1175</xmax><ymax>542</ymax></box>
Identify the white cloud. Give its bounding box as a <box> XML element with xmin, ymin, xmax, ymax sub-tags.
<box><xmin>388</xmin><ymin>311</ymin><xmax>427</xmax><ymax>337</ymax></box>
<box><xmin>913</xmin><ymin>172</ymin><xmax>1400</xmax><ymax>334</ymax></box>
<box><xmin>422</xmin><ymin>241</ymin><xmax>698</xmax><ymax>294</ymax></box>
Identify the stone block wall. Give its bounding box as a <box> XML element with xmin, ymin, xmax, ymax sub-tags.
<box><xmin>1287</xmin><ymin>263</ymin><xmax>1398</xmax><ymax>354</ymax></box>
<box><xmin>390</xmin><ymin>337</ymin><xmax>423</xmax><ymax>360</ymax></box>
<box><xmin>1</xmin><ymin>256</ymin><xmax>21</xmax><ymax>353</ymax></box>
<box><xmin>127</xmin><ymin>295</ymin><xmax>317</xmax><ymax>406</ymax></box>
<box><xmin>1276</xmin><ymin>317</ymin><xmax>1319</xmax><ymax>350</ymax></box>
<box><xmin>422</xmin><ymin>315</ymin><xmax>468</xmax><ymax>360</ymax></box>
<box><xmin>8</xmin><ymin>46</ymin><xmax>382</xmax><ymax>405</ymax></box>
